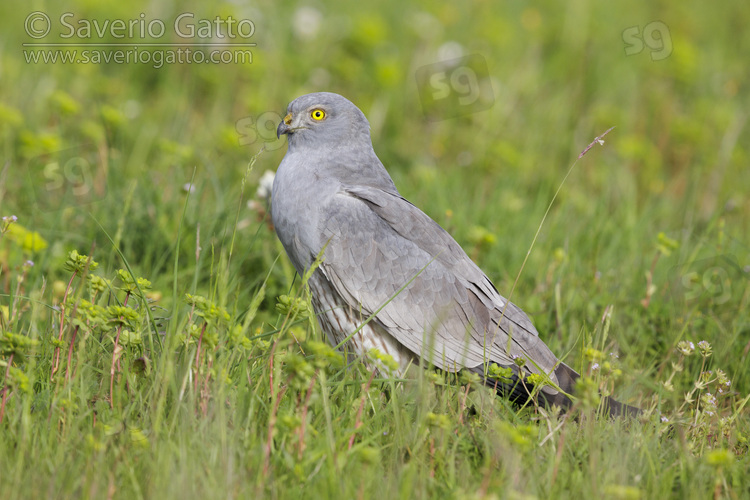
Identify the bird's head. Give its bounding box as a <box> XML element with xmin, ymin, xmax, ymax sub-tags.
<box><xmin>276</xmin><ymin>92</ymin><xmax>372</xmax><ymax>151</ymax></box>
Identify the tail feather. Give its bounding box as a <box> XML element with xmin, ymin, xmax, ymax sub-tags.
<box><xmin>601</xmin><ymin>395</ymin><xmax>642</xmax><ymax>418</ymax></box>
<box><xmin>473</xmin><ymin>362</ymin><xmax>641</xmax><ymax>418</ymax></box>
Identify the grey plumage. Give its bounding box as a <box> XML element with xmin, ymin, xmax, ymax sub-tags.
<box><xmin>272</xmin><ymin>92</ymin><xmax>638</xmax><ymax>417</ymax></box>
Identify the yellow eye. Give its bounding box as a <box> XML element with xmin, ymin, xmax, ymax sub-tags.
<box><xmin>310</xmin><ymin>109</ymin><xmax>326</xmax><ymax>121</ymax></box>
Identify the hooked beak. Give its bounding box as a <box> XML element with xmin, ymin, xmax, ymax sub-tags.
<box><xmin>276</xmin><ymin>112</ymin><xmax>293</xmax><ymax>139</ymax></box>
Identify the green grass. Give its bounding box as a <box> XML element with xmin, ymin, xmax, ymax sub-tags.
<box><xmin>1</xmin><ymin>0</ymin><xmax>749</xmax><ymax>498</ymax></box>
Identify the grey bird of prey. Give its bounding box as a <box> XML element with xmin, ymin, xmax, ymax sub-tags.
<box><xmin>272</xmin><ymin>92</ymin><xmax>638</xmax><ymax>417</ymax></box>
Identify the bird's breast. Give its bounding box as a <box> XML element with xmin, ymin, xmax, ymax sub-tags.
<box><xmin>271</xmin><ymin>154</ymin><xmax>341</xmax><ymax>273</ymax></box>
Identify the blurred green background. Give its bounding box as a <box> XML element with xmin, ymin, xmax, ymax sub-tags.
<box><xmin>0</xmin><ymin>0</ymin><xmax>748</xmax><ymax>498</ymax></box>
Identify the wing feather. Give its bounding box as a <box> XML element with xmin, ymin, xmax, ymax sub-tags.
<box><xmin>316</xmin><ymin>185</ymin><xmax>561</xmax><ymax>385</ymax></box>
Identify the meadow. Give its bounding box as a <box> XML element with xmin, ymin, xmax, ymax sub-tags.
<box><xmin>0</xmin><ymin>0</ymin><xmax>748</xmax><ymax>498</ymax></box>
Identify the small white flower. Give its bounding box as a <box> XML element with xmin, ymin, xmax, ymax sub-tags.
<box><xmin>708</xmin><ymin>393</ymin><xmax>717</xmax><ymax>405</ymax></box>
<box><xmin>661</xmin><ymin>416</ymin><xmax>669</xmax><ymax>423</ymax></box>
<box><xmin>292</xmin><ymin>6</ymin><xmax>323</xmax><ymax>41</ymax></box>
<box><xmin>183</xmin><ymin>183</ymin><xmax>196</xmax><ymax>194</ymax></box>
<box><xmin>437</xmin><ymin>41</ymin><xmax>464</xmax><ymax>61</ymax></box>
<box><xmin>256</xmin><ymin>170</ymin><xmax>276</xmax><ymax>200</ymax></box>
<box><xmin>591</xmin><ymin>363</ymin><xmax>600</xmax><ymax>371</ymax></box>
<box><xmin>677</xmin><ymin>341</ymin><xmax>694</xmax><ymax>355</ymax></box>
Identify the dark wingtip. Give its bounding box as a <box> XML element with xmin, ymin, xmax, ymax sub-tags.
<box><xmin>555</xmin><ymin>362</ymin><xmax>643</xmax><ymax>419</ymax></box>
<box><xmin>602</xmin><ymin>396</ymin><xmax>643</xmax><ymax>419</ymax></box>
<box><xmin>473</xmin><ymin>361</ymin><xmax>642</xmax><ymax>419</ymax></box>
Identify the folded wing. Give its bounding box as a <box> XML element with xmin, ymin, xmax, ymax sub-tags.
<box><xmin>317</xmin><ymin>185</ymin><xmax>563</xmax><ymax>389</ymax></box>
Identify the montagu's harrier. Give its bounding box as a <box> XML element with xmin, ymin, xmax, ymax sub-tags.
<box><xmin>272</xmin><ymin>92</ymin><xmax>638</xmax><ymax>417</ymax></box>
